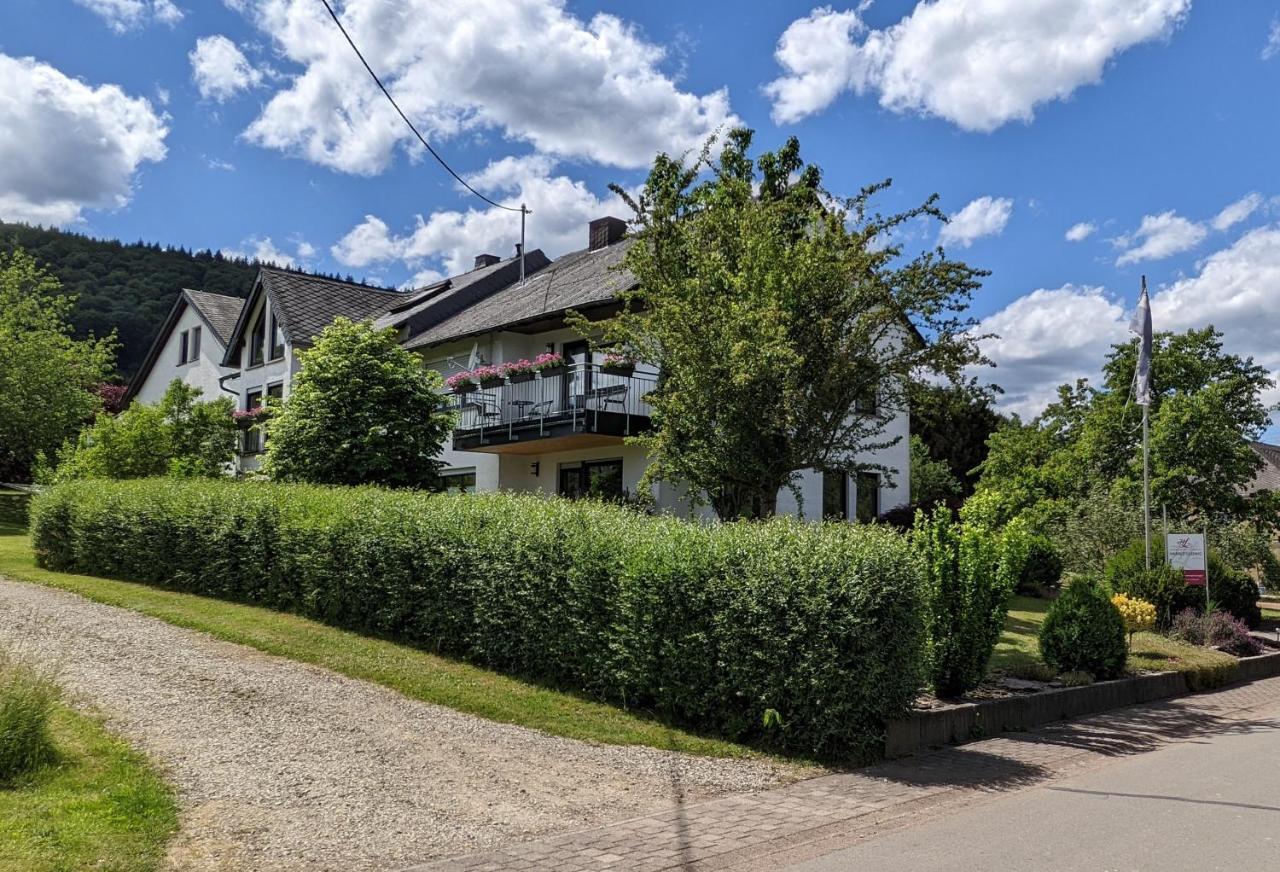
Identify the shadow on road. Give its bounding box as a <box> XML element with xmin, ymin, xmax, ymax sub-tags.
<box><xmin>1047</xmin><ymin>786</ymin><xmax>1280</xmax><ymax>813</ymax></box>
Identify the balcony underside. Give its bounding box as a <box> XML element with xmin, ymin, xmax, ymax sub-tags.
<box><xmin>452</xmin><ymin>410</ymin><xmax>650</xmax><ymax>455</ymax></box>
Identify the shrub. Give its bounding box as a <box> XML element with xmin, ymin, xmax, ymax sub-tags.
<box><xmin>1111</xmin><ymin>593</ymin><xmax>1156</xmax><ymax>642</ymax></box>
<box><xmin>1105</xmin><ymin>538</ymin><xmax>1260</xmax><ymax>629</ymax></box>
<box><xmin>1039</xmin><ymin>580</ymin><xmax>1128</xmax><ymax>680</ymax></box>
<box><xmin>0</xmin><ymin>648</ymin><xmax>58</xmax><ymax>785</ymax></box>
<box><xmin>1169</xmin><ymin>608</ymin><xmax>1262</xmax><ymax>657</ymax></box>
<box><xmin>912</xmin><ymin>508</ymin><xmax>1020</xmax><ymax>698</ymax></box>
<box><xmin>1017</xmin><ymin>536</ymin><xmax>1063</xmax><ymax>594</ymax></box>
<box><xmin>31</xmin><ymin>479</ymin><xmax>927</xmax><ymax>760</ymax></box>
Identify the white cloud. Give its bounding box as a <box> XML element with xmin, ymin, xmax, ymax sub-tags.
<box><xmin>972</xmin><ymin>225</ymin><xmax>1280</xmax><ymax>419</ymax></box>
<box><xmin>229</xmin><ymin>0</ymin><xmax>737</xmax><ymax>174</ymax></box>
<box><xmin>223</xmin><ymin>236</ymin><xmax>315</xmax><ymax>268</ymax></box>
<box><xmin>73</xmin><ymin>0</ymin><xmax>183</xmax><ymax>32</ymax></box>
<box><xmin>190</xmin><ymin>35</ymin><xmax>264</xmax><ymax>102</ymax></box>
<box><xmin>938</xmin><ymin>196</ymin><xmax>1013</xmax><ymax>248</ymax></box>
<box><xmin>331</xmin><ymin>154</ymin><xmax>628</xmax><ymax>276</ymax></box>
<box><xmin>204</xmin><ymin>156</ymin><xmax>236</xmax><ymax>171</ymax></box>
<box><xmin>971</xmin><ymin>285</ymin><xmax>1129</xmax><ymax>418</ymax></box>
<box><xmin>0</xmin><ymin>54</ymin><xmax>168</xmax><ymax>225</ymax></box>
<box><xmin>765</xmin><ymin>0</ymin><xmax>1189</xmax><ymax>131</ymax></box>
<box><xmin>1114</xmin><ymin>210</ymin><xmax>1206</xmax><ymax>265</ymax></box>
<box><xmin>1211</xmin><ymin>192</ymin><xmax>1263</xmax><ymax>232</ymax></box>
<box><xmin>1065</xmin><ymin>221</ymin><xmax>1096</xmax><ymax>242</ymax></box>
<box><xmin>1264</xmin><ymin>16</ymin><xmax>1280</xmax><ymax>60</ymax></box>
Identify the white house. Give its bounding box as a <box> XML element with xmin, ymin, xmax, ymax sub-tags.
<box><xmin>125</xmin><ymin>289</ymin><xmax>246</xmax><ymax>407</ymax></box>
<box><xmin>129</xmin><ymin>219</ymin><xmax>910</xmax><ymax>518</ymax></box>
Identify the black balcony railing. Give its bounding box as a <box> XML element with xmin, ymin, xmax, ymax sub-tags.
<box><xmin>449</xmin><ymin>362</ymin><xmax>656</xmax><ymax>448</ymax></box>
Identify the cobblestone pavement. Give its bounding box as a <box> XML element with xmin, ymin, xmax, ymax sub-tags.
<box><xmin>406</xmin><ymin>676</ymin><xmax>1280</xmax><ymax>872</ymax></box>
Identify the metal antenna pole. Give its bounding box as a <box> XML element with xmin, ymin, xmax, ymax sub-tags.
<box><xmin>520</xmin><ymin>204</ymin><xmax>528</xmax><ymax>285</ymax></box>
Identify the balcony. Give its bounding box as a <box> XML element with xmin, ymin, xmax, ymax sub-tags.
<box><xmin>449</xmin><ymin>363</ymin><xmax>655</xmax><ymax>454</ymax></box>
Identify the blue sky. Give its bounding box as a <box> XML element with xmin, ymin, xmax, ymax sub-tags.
<box><xmin>2</xmin><ymin>1</ymin><xmax>1279</xmax><ymax>421</ymax></box>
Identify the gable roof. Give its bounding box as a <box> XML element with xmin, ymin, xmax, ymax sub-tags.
<box><xmin>221</xmin><ymin>267</ymin><xmax>406</xmax><ymax>365</ymax></box>
<box><xmin>123</xmin><ymin>288</ymin><xmax>246</xmax><ymax>405</ymax></box>
<box><xmin>404</xmin><ymin>238</ymin><xmax>636</xmax><ymax>350</ymax></box>
<box><xmin>374</xmin><ymin>249</ymin><xmax>551</xmax><ymax>335</ymax></box>
<box><xmin>184</xmin><ymin>289</ymin><xmax>246</xmax><ymax>346</ymax></box>
<box><xmin>1245</xmin><ymin>441</ymin><xmax>1280</xmax><ymax>494</ymax></box>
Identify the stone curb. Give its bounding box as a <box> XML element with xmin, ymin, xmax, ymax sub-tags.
<box><xmin>884</xmin><ymin>650</ymin><xmax>1280</xmax><ymax>757</ymax></box>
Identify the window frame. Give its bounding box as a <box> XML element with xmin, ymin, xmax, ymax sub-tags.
<box><xmin>248</xmin><ymin>306</ymin><xmax>267</xmax><ymax>368</ymax></box>
<box><xmin>557</xmin><ymin>458</ymin><xmax>624</xmax><ymax>501</ymax></box>
<box><xmin>190</xmin><ymin>325</ymin><xmax>201</xmax><ymax>362</ymax></box>
<box><xmin>855</xmin><ymin>472</ymin><xmax>880</xmax><ymax>523</ymax></box>
<box><xmin>821</xmin><ymin>470</ymin><xmax>848</xmax><ymax>521</ymax></box>
<box><xmin>440</xmin><ymin>469</ymin><xmax>477</xmax><ymax>493</ymax></box>
<box><xmin>269</xmin><ymin>313</ymin><xmax>285</xmax><ymax>361</ymax></box>
<box><xmin>242</xmin><ymin>388</ymin><xmax>264</xmax><ymax>454</ymax></box>
<box><xmin>178</xmin><ymin>329</ymin><xmax>189</xmax><ymax>365</ymax></box>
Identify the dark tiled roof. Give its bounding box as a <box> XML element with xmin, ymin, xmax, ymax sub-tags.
<box><xmin>259</xmin><ymin>267</ymin><xmax>406</xmax><ymax>345</ymax></box>
<box><xmin>183</xmin><ymin>289</ymin><xmax>245</xmax><ymax>346</ymax></box>
<box><xmin>373</xmin><ymin>250</ymin><xmax>550</xmax><ymax>333</ymax></box>
<box><xmin>404</xmin><ymin>239</ymin><xmax>635</xmax><ymax>349</ymax></box>
<box><xmin>1245</xmin><ymin>441</ymin><xmax>1280</xmax><ymax>494</ymax></box>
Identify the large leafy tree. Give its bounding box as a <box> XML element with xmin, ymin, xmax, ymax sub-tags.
<box><xmin>0</xmin><ymin>249</ymin><xmax>115</xmax><ymax>482</ymax></box>
<box><xmin>909</xmin><ymin>379</ymin><xmax>1004</xmax><ymax>494</ymax></box>
<box><xmin>263</xmin><ymin>318</ymin><xmax>453</xmax><ymax>488</ymax></box>
<box><xmin>40</xmin><ymin>380</ymin><xmax>236</xmax><ymax>482</ymax></box>
<box><xmin>978</xmin><ymin>327</ymin><xmax>1274</xmax><ymax>527</ymax></box>
<box><xmin>589</xmin><ymin>129</ymin><xmax>987</xmax><ymax>519</ymax></box>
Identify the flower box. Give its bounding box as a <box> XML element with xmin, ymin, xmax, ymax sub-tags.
<box><xmin>530</xmin><ymin>351</ymin><xmax>565</xmax><ymax>378</ymax></box>
<box><xmin>538</xmin><ymin>365</ymin><xmax>566</xmax><ymax>378</ymax></box>
<box><xmin>479</xmin><ymin>377</ymin><xmax>504</xmax><ymax>389</ymax></box>
<box><xmin>508</xmin><ymin>372</ymin><xmax>535</xmax><ymax>384</ymax></box>
<box><xmin>601</xmin><ymin>363</ymin><xmax>635</xmax><ymax>377</ymax></box>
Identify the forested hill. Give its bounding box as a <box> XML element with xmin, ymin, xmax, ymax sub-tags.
<box><xmin>1</xmin><ymin>222</ymin><xmax>262</xmax><ymax>379</ymax></box>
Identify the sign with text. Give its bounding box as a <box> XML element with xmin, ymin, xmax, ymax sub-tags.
<box><xmin>1166</xmin><ymin>533</ymin><xmax>1206</xmax><ymax>587</ymax></box>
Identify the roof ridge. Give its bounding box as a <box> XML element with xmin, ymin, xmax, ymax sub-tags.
<box><xmin>258</xmin><ymin>264</ymin><xmax>402</xmax><ymax>295</ymax></box>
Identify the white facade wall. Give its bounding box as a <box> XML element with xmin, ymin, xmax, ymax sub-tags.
<box><xmin>233</xmin><ymin>293</ymin><xmax>299</xmax><ymax>473</ymax></box>
<box><xmin>133</xmin><ymin>304</ymin><xmax>235</xmax><ymax>406</ymax></box>
<box><xmin>417</xmin><ymin>324</ymin><xmax>912</xmax><ymax>521</ymax></box>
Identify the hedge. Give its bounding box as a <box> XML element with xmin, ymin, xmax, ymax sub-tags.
<box><xmin>31</xmin><ymin>479</ymin><xmax>926</xmax><ymax>760</ymax></box>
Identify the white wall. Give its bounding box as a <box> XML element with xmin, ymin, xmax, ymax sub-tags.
<box><xmin>133</xmin><ymin>303</ymin><xmax>235</xmax><ymax>406</ymax></box>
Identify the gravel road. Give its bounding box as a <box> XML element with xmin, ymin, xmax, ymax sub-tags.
<box><xmin>0</xmin><ymin>578</ymin><xmax>806</xmax><ymax>871</ymax></box>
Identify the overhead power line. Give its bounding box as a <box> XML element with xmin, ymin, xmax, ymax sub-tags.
<box><xmin>316</xmin><ymin>0</ymin><xmax>524</xmax><ymax>215</ymax></box>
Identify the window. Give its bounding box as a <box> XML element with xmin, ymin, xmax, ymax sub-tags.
<box><xmin>190</xmin><ymin>326</ymin><xmax>201</xmax><ymax>361</ymax></box>
<box><xmin>440</xmin><ymin>469</ymin><xmax>477</xmax><ymax>493</ymax></box>
<box><xmin>558</xmin><ymin>459</ymin><xmax>624</xmax><ymax>501</ymax></box>
<box><xmin>855</xmin><ymin>472</ymin><xmax>880</xmax><ymax>523</ymax></box>
<box><xmin>178</xmin><ymin>330</ymin><xmax>189</xmax><ymax>364</ymax></box>
<box><xmin>822</xmin><ymin>471</ymin><xmax>848</xmax><ymax>520</ymax></box>
<box><xmin>269</xmin><ymin>313</ymin><xmax>285</xmax><ymax>360</ymax></box>
<box><xmin>249</xmin><ymin>307</ymin><xmax>266</xmax><ymax>367</ymax></box>
<box><xmin>243</xmin><ymin>389</ymin><xmax>264</xmax><ymax>454</ymax></box>
<box><xmin>854</xmin><ymin>387</ymin><xmax>877</xmax><ymax>414</ymax></box>
<box><xmin>263</xmin><ymin>383</ymin><xmax>283</xmax><ymax>448</ymax></box>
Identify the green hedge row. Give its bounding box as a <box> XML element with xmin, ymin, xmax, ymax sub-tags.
<box><xmin>31</xmin><ymin>479</ymin><xmax>926</xmax><ymax>759</ymax></box>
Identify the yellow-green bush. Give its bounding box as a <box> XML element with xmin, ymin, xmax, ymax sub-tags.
<box><xmin>31</xmin><ymin>479</ymin><xmax>927</xmax><ymax>759</ymax></box>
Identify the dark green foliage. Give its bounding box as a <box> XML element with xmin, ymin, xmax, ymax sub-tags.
<box><xmin>31</xmin><ymin>479</ymin><xmax>927</xmax><ymax>760</ymax></box>
<box><xmin>1038</xmin><ymin>580</ymin><xmax>1128</xmax><ymax>680</ymax></box>
<box><xmin>0</xmin><ymin>649</ymin><xmax>58</xmax><ymax>785</ymax></box>
<box><xmin>909</xmin><ymin>380</ymin><xmax>1004</xmax><ymax>494</ymax></box>
<box><xmin>0</xmin><ymin>223</ymin><xmax>261</xmax><ymax>379</ymax></box>
<box><xmin>1017</xmin><ymin>536</ymin><xmax>1062</xmax><ymax>594</ymax></box>
<box><xmin>913</xmin><ymin>508</ymin><xmax>1019</xmax><ymax>698</ymax></box>
<box><xmin>263</xmin><ymin>319</ymin><xmax>454</xmax><ymax>489</ymax></box>
<box><xmin>1105</xmin><ymin>538</ymin><xmax>1261</xmax><ymax>629</ymax></box>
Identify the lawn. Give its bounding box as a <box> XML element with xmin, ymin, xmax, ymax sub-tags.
<box><xmin>989</xmin><ymin>594</ymin><xmax>1239</xmax><ymax>688</ymax></box>
<box><xmin>0</xmin><ymin>522</ymin><xmax>765</xmax><ymax>760</ymax></box>
<box><xmin>0</xmin><ymin>703</ymin><xmax>177</xmax><ymax>872</ymax></box>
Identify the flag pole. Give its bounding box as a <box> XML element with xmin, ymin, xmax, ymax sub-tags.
<box><xmin>1139</xmin><ymin>276</ymin><xmax>1151</xmax><ymax>571</ymax></box>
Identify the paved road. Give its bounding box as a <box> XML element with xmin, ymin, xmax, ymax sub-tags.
<box><xmin>789</xmin><ymin>698</ymin><xmax>1280</xmax><ymax>872</ymax></box>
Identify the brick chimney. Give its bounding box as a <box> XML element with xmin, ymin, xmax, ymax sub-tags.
<box><xmin>588</xmin><ymin>216</ymin><xmax>626</xmax><ymax>251</ymax></box>
<box><xmin>474</xmin><ymin>253</ymin><xmax>501</xmax><ymax>269</ymax></box>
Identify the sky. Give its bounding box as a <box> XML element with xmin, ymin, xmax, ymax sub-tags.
<box><xmin>2</xmin><ymin>0</ymin><xmax>1279</xmax><ymax>424</ymax></box>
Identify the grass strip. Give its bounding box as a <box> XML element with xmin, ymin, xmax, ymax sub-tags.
<box><xmin>989</xmin><ymin>594</ymin><xmax>1239</xmax><ymax>689</ymax></box>
<box><xmin>0</xmin><ymin>703</ymin><xmax>177</xmax><ymax>872</ymax></box>
<box><xmin>0</xmin><ymin>530</ymin><xmax>764</xmax><ymax>760</ymax></box>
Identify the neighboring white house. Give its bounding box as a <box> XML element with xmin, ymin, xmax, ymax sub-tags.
<box><xmin>129</xmin><ymin>218</ymin><xmax>911</xmax><ymax>518</ymax></box>
<box><xmin>125</xmin><ymin>289</ymin><xmax>246</xmax><ymax>407</ymax></box>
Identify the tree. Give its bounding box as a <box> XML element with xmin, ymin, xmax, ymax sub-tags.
<box><xmin>909</xmin><ymin>434</ymin><xmax>961</xmax><ymax>508</ymax></box>
<box><xmin>909</xmin><ymin>379</ymin><xmax>1004</xmax><ymax>494</ymax></box>
<box><xmin>0</xmin><ymin>249</ymin><xmax>116</xmax><ymax>482</ymax></box>
<box><xmin>40</xmin><ymin>380</ymin><xmax>236</xmax><ymax>482</ymax></box>
<box><xmin>587</xmin><ymin>129</ymin><xmax>987</xmax><ymax>519</ymax></box>
<box><xmin>977</xmin><ymin>327</ymin><xmax>1273</xmax><ymax>528</ymax></box>
<box><xmin>263</xmin><ymin>318</ymin><xmax>453</xmax><ymax>488</ymax></box>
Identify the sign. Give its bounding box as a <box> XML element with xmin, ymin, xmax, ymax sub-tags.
<box><xmin>1166</xmin><ymin>533</ymin><xmax>1206</xmax><ymax>587</ymax></box>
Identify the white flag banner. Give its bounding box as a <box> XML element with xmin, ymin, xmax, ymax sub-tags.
<box><xmin>1129</xmin><ymin>283</ymin><xmax>1153</xmax><ymax>406</ymax></box>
